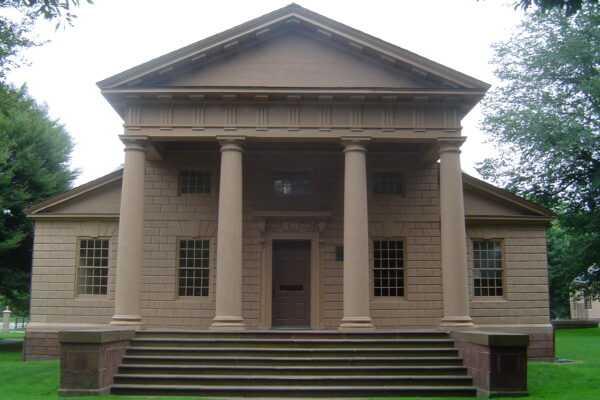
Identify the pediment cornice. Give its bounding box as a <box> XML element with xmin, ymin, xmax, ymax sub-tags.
<box><xmin>97</xmin><ymin>4</ymin><xmax>490</xmax><ymax>93</ymax></box>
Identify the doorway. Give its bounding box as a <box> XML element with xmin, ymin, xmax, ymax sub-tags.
<box><xmin>271</xmin><ymin>240</ymin><xmax>311</xmax><ymax>328</ymax></box>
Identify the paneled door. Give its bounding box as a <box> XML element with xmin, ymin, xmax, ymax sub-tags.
<box><xmin>272</xmin><ymin>240</ymin><xmax>311</xmax><ymax>328</ymax></box>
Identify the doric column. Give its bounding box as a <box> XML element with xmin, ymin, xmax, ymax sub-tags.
<box><xmin>211</xmin><ymin>136</ymin><xmax>246</xmax><ymax>330</ymax></box>
<box><xmin>438</xmin><ymin>137</ymin><xmax>473</xmax><ymax>327</ymax></box>
<box><xmin>339</xmin><ymin>137</ymin><xmax>374</xmax><ymax>331</ymax></box>
<box><xmin>111</xmin><ymin>136</ymin><xmax>147</xmax><ymax>326</ymax></box>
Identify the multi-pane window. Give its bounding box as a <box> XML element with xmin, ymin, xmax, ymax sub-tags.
<box><xmin>180</xmin><ymin>170</ymin><xmax>211</xmax><ymax>194</ymax></box>
<box><xmin>584</xmin><ymin>295</ymin><xmax>592</xmax><ymax>309</ymax></box>
<box><xmin>373</xmin><ymin>240</ymin><xmax>404</xmax><ymax>297</ymax></box>
<box><xmin>473</xmin><ymin>240</ymin><xmax>503</xmax><ymax>297</ymax></box>
<box><xmin>273</xmin><ymin>172</ymin><xmax>310</xmax><ymax>195</ymax></box>
<box><xmin>373</xmin><ymin>172</ymin><xmax>403</xmax><ymax>195</ymax></box>
<box><xmin>77</xmin><ymin>238</ymin><xmax>109</xmax><ymax>295</ymax></box>
<box><xmin>178</xmin><ymin>239</ymin><xmax>210</xmax><ymax>297</ymax></box>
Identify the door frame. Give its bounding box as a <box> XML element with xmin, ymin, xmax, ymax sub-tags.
<box><xmin>259</xmin><ymin>232</ymin><xmax>322</xmax><ymax>329</ymax></box>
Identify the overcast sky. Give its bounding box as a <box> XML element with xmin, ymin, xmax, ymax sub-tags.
<box><xmin>5</xmin><ymin>0</ymin><xmax>524</xmax><ymax>186</ymax></box>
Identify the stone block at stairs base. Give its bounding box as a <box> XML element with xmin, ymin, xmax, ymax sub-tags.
<box><xmin>451</xmin><ymin>331</ymin><xmax>528</xmax><ymax>398</ymax></box>
<box><xmin>57</xmin><ymin>330</ymin><xmax>135</xmax><ymax>397</ymax></box>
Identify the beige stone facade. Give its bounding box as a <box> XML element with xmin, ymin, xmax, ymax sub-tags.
<box><xmin>25</xmin><ymin>4</ymin><xmax>555</xmax><ymax>360</ymax></box>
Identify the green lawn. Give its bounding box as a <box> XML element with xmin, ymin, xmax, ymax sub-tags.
<box><xmin>0</xmin><ymin>328</ymin><xmax>599</xmax><ymax>400</ymax></box>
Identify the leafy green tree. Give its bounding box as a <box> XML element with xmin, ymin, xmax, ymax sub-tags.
<box><xmin>479</xmin><ymin>4</ymin><xmax>600</xmax><ymax>314</ymax></box>
<box><xmin>0</xmin><ymin>84</ymin><xmax>77</xmax><ymax>315</ymax></box>
<box><xmin>515</xmin><ymin>0</ymin><xmax>599</xmax><ymax>15</ymax></box>
<box><xmin>0</xmin><ymin>0</ymin><xmax>89</xmax><ymax>315</ymax></box>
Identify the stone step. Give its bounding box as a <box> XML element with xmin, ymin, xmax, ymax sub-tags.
<box><xmin>113</xmin><ymin>373</ymin><xmax>473</xmax><ymax>387</ymax></box>
<box><xmin>118</xmin><ymin>364</ymin><xmax>469</xmax><ymax>376</ymax></box>
<box><xmin>135</xmin><ymin>330</ymin><xmax>450</xmax><ymax>340</ymax></box>
<box><xmin>129</xmin><ymin>337</ymin><xmax>456</xmax><ymax>349</ymax></box>
<box><xmin>125</xmin><ymin>346</ymin><xmax>459</xmax><ymax>358</ymax></box>
<box><xmin>121</xmin><ymin>355</ymin><xmax>466</xmax><ymax>366</ymax></box>
<box><xmin>111</xmin><ymin>383</ymin><xmax>477</xmax><ymax>397</ymax></box>
<box><xmin>112</xmin><ymin>330</ymin><xmax>476</xmax><ymax>397</ymax></box>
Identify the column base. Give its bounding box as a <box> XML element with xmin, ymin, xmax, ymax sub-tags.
<box><xmin>110</xmin><ymin>314</ymin><xmax>143</xmax><ymax>328</ymax></box>
<box><xmin>440</xmin><ymin>316</ymin><xmax>474</xmax><ymax>329</ymax></box>
<box><xmin>210</xmin><ymin>316</ymin><xmax>246</xmax><ymax>331</ymax></box>
<box><xmin>338</xmin><ymin>317</ymin><xmax>375</xmax><ymax>331</ymax></box>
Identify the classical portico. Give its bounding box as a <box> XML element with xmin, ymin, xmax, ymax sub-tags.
<box><xmin>26</xmin><ymin>4</ymin><xmax>555</xmax><ymax>369</ymax></box>
<box><xmin>109</xmin><ymin>135</ymin><xmax>475</xmax><ymax>331</ymax></box>
<box><xmin>100</xmin><ymin>2</ymin><xmax>494</xmax><ymax>331</ymax></box>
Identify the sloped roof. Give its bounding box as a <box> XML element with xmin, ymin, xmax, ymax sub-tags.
<box><xmin>97</xmin><ymin>3</ymin><xmax>490</xmax><ymax>92</ymax></box>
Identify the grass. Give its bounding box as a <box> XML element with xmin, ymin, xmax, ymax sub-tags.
<box><xmin>0</xmin><ymin>331</ymin><xmax>25</xmax><ymax>340</ymax></box>
<box><xmin>0</xmin><ymin>329</ymin><xmax>599</xmax><ymax>400</ymax></box>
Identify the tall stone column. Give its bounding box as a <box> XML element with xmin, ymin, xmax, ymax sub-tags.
<box><xmin>438</xmin><ymin>137</ymin><xmax>473</xmax><ymax>327</ymax></box>
<box><xmin>339</xmin><ymin>137</ymin><xmax>374</xmax><ymax>331</ymax></box>
<box><xmin>111</xmin><ymin>136</ymin><xmax>147</xmax><ymax>326</ymax></box>
<box><xmin>211</xmin><ymin>137</ymin><xmax>246</xmax><ymax>330</ymax></box>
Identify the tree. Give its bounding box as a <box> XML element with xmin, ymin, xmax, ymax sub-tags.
<box><xmin>0</xmin><ymin>0</ymin><xmax>89</xmax><ymax>315</ymax></box>
<box><xmin>479</xmin><ymin>4</ymin><xmax>600</xmax><ymax>316</ymax></box>
<box><xmin>0</xmin><ymin>84</ymin><xmax>77</xmax><ymax>314</ymax></box>
<box><xmin>0</xmin><ymin>0</ymin><xmax>92</xmax><ymax>79</ymax></box>
<box><xmin>515</xmin><ymin>0</ymin><xmax>599</xmax><ymax>15</ymax></box>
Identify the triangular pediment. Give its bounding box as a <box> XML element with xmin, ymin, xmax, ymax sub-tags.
<box><xmin>157</xmin><ymin>32</ymin><xmax>438</xmax><ymax>89</ymax></box>
<box><xmin>98</xmin><ymin>4</ymin><xmax>489</xmax><ymax>92</ymax></box>
<box><xmin>462</xmin><ymin>174</ymin><xmax>555</xmax><ymax>220</ymax></box>
<box><xmin>26</xmin><ymin>169</ymin><xmax>122</xmax><ymax>218</ymax></box>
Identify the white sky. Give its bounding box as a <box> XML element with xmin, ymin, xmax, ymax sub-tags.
<box><xmin>6</xmin><ymin>0</ymin><xmax>524</xmax><ymax>186</ymax></box>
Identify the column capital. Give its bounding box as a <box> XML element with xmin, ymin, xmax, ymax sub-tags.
<box><xmin>341</xmin><ymin>136</ymin><xmax>371</xmax><ymax>153</ymax></box>
<box><xmin>217</xmin><ymin>135</ymin><xmax>246</xmax><ymax>153</ymax></box>
<box><xmin>437</xmin><ymin>136</ymin><xmax>467</xmax><ymax>154</ymax></box>
<box><xmin>119</xmin><ymin>135</ymin><xmax>148</xmax><ymax>152</ymax></box>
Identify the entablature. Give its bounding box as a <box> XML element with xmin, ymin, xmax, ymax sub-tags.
<box><xmin>118</xmin><ymin>94</ymin><xmax>469</xmax><ymax>139</ymax></box>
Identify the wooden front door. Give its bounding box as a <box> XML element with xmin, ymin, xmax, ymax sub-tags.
<box><xmin>272</xmin><ymin>240</ymin><xmax>311</xmax><ymax>328</ymax></box>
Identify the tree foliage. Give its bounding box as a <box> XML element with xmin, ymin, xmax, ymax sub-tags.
<box><xmin>0</xmin><ymin>84</ymin><xmax>77</xmax><ymax>314</ymax></box>
<box><xmin>0</xmin><ymin>0</ymin><xmax>92</xmax><ymax>79</ymax></box>
<box><xmin>0</xmin><ymin>0</ymin><xmax>87</xmax><ymax>315</ymax></box>
<box><xmin>479</xmin><ymin>4</ymin><xmax>600</xmax><ymax>314</ymax></box>
<box><xmin>515</xmin><ymin>0</ymin><xmax>599</xmax><ymax>15</ymax></box>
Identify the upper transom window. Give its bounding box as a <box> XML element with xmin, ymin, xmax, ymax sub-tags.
<box><xmin>273</xmin><ymin>172</ymin><xmax>310</xmax><ymax>195</ymax></box>
<box><xmin>373</xmin><ymin>172</ymin><xmax>404</xmax><ymax>195</ymax></box>
<box><xmin>180</xmin><ymin>170</ymin><xmax>211</xmax><ymax>194</ymax></box>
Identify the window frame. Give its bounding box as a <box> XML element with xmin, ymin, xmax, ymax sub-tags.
<box><xmin>371</xmin><ymin>238</ymin><xmax>407</xmax><ymax>299</ymax></box>
<box><xmin>272</xmin><ymin>170</ymin><xmax>312</xmax><ymax>197</ymax></box>
<box><xmin>75</xmin><ymin>237</ymin><xmax>111</xmax><ymax>297</ymax></box>
<box><xmin>176</xmin><ymin>237</ymin><xmax>213</xmax><ymax>298</ymax></box>
<box><xmin>178</xmin><ymin>169</ymin><xmax>214</xmax><ymax>196</ymax></box>
<box><xmin>471</xmin><ymin>239</ymin><xmax>505</xmax><ymax>299</ymax></box>
<box><xmin>370</xmin><ymin>170</ymin><xmax>405</xmax><ymax>197</ymax></box>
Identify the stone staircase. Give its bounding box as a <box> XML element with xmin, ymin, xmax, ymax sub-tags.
<box><xmin>111</xmin><ymin>330</ymin><xmax>476</xmax><ymax>398</ymax></box>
